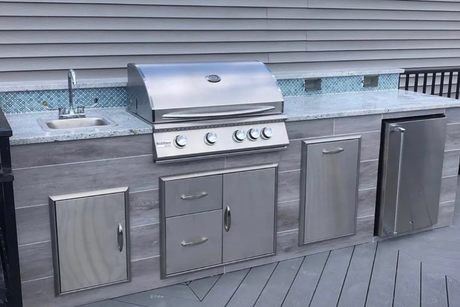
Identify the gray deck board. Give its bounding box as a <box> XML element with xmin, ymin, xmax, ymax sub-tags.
<box><xmin>309</xmin><ymin>247</ymin><xmax>354</xmax><ymax>307</ymax></box>
<box><xmin>253</xmin><ymin>258</ymin><xmax>303</xmax><ymax>307</ymax></box>
<box><xmin>201</xmin><ymin>269</ymin><xmax>248</xmax><ymax>307</ymax></box>
<box><xmin>365</xmin><ymin>240</ymin><xmax>399</xmax><ymax>307</ymax></box>
<box><xmin>421</xmin><ymin>263</ymin><xmax>448</xmax><ymax>307</ymax></box>
<box><xmin>393</xmin><ymin>251</ymin><xmax>421</xmax><ymax>307</ymax></box>
<box><xmin>281</xmin><ymin>252</ymin><xmax>329</xmax><ymax>307</ymax></box>
<box><xmin>447</xmin><ymin>276</ymin><xmax>460</xmax><ymax>307</ymax></box>
<box><xmin>188</xmin><ymin>275</ymin><xmax>220</xmax><ymax>301</ymax></box>
<box><xmin>337</xmin><ymin>243</ymin><xmax>377</xmax><ymax>307</ymax></box>
<box><xmin>226</xmin><ymin>263</ymin><xmax>277</xmax><ymax>307</ymax></box>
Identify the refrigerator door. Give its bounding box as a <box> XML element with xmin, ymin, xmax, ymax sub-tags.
<box><xmin>378</xmin><ymin>115</ymin><xmax>447</xmax><ymax>237</ymax></box>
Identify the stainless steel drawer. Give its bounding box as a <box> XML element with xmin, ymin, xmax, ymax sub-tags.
<box><xmin>162</xmin><ymin>175</ymin><xmax>223</xmax><ymax>217</ymax></box>
<box><xmin>299</xmin><ymin>137</ymin><xmax>360</xmax><ymax>245</ymax></box>
<box><xmin>165</xmin><ymin>210</ymin><xmax>223</xmax><ymax>276</ymax></box>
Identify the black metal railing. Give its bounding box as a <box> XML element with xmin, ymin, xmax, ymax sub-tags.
<box><xmin>400</xmin><ymin>67</ymin><xmax>460</xmax><ymax>99</ymax></box>
<box><xmin>0</xmin><ymin>109</ymin><xmax>22</xmax><ymax>307</ymax></box>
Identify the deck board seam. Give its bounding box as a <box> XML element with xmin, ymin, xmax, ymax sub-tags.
<box><xmin>364</xmin><ymin>242</ymin><xmax>379</xmax><ymax>307</ymax></box>
<box><xmin>392</xmin><ymin>250</ymin><xmax>401</xmax><ymax>307</ymax></box>
<box><xmin>335</xmin><ymin>246</ymin><xmax>356</xmax><ymax>307</ymax></box>
<box><xmin>249</xmin><ymin>262</ymin><xmax>280</xmax><ymax>307</ymax></box>
<box><xmin>279</xmin><ymin>256</ymin><xmax>307</xmax><ymax>307</ymax></box>
<box><xmin>308</xmin><ymin>251</ymin><xmax>331</xmax><ymax>307</ymax></box>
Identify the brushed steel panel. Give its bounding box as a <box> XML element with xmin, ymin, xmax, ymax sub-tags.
<box><xmin>165</xmin><ymin>210</ymin><xmax>222</xmax><ymax>276</ymax></box>
<box><xmin>222</xmin><ymin>167</ymin><xmax>277</xmax><ymax>263</ymax></box>
<box><xmin>52</xmin><ymin>190</ymin><xmax>129</xmax><ymax>294</ymax></box>
<box><xmin>300</xmin><ymin>137</ymin><xmax>360</xmax><ymax>245</ymax></box>
<box><xmin>379</xmin><ymin>115</ymin><xmax>447</xmax><ymax>236</ymax></box>
<box><xmin>163</xmin><ymin>175</ymin><xmax>222</xmax><ymax>217</ymax></box>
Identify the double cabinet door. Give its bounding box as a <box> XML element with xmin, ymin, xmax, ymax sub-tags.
<box><xmin>160</xmin><ymin>166</ymin><xmax>277</xmax><ymax>278</ymax></box>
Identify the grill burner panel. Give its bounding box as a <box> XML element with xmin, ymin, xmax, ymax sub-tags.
<box><xmin>153</xmin><ymin>116</ymin><xmax>289</xmax><ymax>163</ymax></box>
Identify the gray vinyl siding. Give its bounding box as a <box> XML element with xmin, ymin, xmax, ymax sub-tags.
<box><xmin>0</xmin><ymin>0</ymin><xmax>460</xmax><ymax>82</ymax></box>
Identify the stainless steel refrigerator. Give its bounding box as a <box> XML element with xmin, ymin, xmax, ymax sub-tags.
<box><xmin>376</xmin><ymin>114</ymin><xmax>447</xmax><ymax>237</ymax></box>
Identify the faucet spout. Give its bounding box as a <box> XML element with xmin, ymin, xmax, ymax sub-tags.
<box><xmin>68</xmin><ymin>69</ymin><xmax>77</xmax><ymax>110</ymax></box>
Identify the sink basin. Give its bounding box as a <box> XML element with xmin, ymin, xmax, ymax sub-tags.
<box><xmin>39</xmin><ymin>117</ymin><xmax>117</xmax><ymax>130</ymax></box>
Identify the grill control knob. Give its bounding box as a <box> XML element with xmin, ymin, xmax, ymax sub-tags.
<box><xmin>248</xmin><ymin>128</ymin><xmax>260</xmax><ymax>141</ymax></box>
<box><xmin>261</xmin><ymin>127</ymin><xmax>274</xmax><ymax>139</ymax></box>
<box><xmin>205</xmin><ymin>132</ymin><xmax>218</xmax><ymax>145</ymax></box>
<box><xmin>233</xmin><ymin>130</ymin><xmax>246</xmax><ymax>142</ymax></box>
<box><xmin>174</xmin><ymin>135</ymin><xmax>187</xmax><ymax>148</ymax></box>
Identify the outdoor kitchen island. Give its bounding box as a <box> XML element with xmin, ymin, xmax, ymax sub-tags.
<box><xmin>7</xmin><ymin>89</ymin><xmax>460</xmax><ymax>307</ymax></box>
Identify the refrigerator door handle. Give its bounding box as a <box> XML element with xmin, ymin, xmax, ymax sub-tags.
<box><xmin>390</xmin><ymin>124</ymin><xmax>406</xmax><ymax>234</ymax></box>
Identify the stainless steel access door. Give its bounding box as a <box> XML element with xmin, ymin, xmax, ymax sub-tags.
<box><xmin>299</xmin><ymin>137</ymin><xmax>360</xmax><ymax>245</ymax></box>
<box><xmin>50</xmin><ymin>188</ymin><xmax>130</xmax><ymax>295</ymax></box>
<box><xmin>378</xmin><ymin>115</ymin><xmax>447</xmax><ymax>237</ymax></box>
<box><xmin>222</xmin><ymin>168</ymin><xmax>277</xmax><ymax>263</ymax></box>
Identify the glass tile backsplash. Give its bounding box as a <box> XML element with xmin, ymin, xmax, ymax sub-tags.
<box><xmin>0</xmin><ymin>87</ymin><xmax>127</xmax><ymax>114</ymax></box>
<box><xmin>277</xmin><ymin>74</ymin><xmax>400</xmax><ymax>97</ymax></box>
<box><xmin>0</xmin><ymin>74</ymin><xmax>400</xmax><ymax>114</ymax></box>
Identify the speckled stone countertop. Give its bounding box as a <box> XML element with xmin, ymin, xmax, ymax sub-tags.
<box><xmin>7</xmin><ymin>108</ymin><xmax>151</xmax><ymax>145</ymax></box>
<box><xmin>284</xmin><ymin>90</ymin><xmax>460</xmax><ymax>121</ymax></box>
<box><xmin>7</xmin><ymin>90</ymin><xmax>460</xmax><ymax>145</ymax></box>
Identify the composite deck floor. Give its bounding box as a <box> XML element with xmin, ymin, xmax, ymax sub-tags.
<box><xmin>85</xmin><ymin>205</ymin><xmax>460</xmax><ymax>307</ymax></box>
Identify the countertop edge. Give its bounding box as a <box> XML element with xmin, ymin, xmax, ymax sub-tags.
<box><xmin>10</xmin><ymin>128</ymin><xmax>152</xmax><ymax>146</ymax></box>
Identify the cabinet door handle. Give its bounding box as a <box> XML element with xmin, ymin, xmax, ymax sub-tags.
<box><xmin>117</xmin><ymin>223</ymin><xmax>124</xmax><ymax>252</ymax></box>
<box><xmin>224</xmin><ymin>205</ymin><xmax>231</xmax><ymax>232</ymax></box>
<box><xmin>322</xmin><ymin>148</ymin><xmax>344</xmax><ymax>154</ymax></box>
<box><xmin>181</xmin><ymin>191</ymin><xmax>208</xmax><ymax>200</ymax></box>
<box><xmin>390</xmin><ymin>124</ymin><xmax>406</xmax><ymax>234</ymax></box>
<box><xmin>181</xmin><ymin>237</ymin><xmax>208</xmax><ymax>247</ymax></box>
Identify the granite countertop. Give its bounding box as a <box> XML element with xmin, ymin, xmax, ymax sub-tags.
<box><xmin>7</xmin><ymin>108</ymin><xmax>151</xmax><ymax>145</ymax></box>
<box><xmin>284</xmin><ymin>90</ymin><xmax>460</xmax><ymax>121</ymax></box>
<box><xmin>7</xmin><ymin>90</ymin><xmax>460</xmax><ymax>145</ymax></box>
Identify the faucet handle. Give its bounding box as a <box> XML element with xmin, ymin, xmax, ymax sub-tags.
<box><xmin>82</xmin><ymin>98</ymin><xmax>99</xmax><ymax>109</ymax></box>
<box><xmin>42</xmin><ymin>101</ymin><xmax>60</xmax><ymax>111</ymax></box>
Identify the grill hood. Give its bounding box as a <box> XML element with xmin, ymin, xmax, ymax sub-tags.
<box><xmin>127</xmin><ymin>61</ymin><xmax>284</xmax><ymax>124</ymax></box>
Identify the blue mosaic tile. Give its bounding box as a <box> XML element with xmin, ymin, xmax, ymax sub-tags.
<box><xmin>0</xmin><ymin>87</ymin><xmax>127</xmax><ymax>114</ymax></box>
<box><xmin>278</xmin><ymin>74</ymin><xmax>400</xmax><ymax>97</ymax></box>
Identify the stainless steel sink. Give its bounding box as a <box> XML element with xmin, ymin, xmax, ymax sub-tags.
<box><xmin>38</xmin><ymin>117</ymin><xmax>117</xmax><ymax>131</ymax></box>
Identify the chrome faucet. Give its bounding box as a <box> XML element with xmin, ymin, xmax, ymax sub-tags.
<box><xmin>43</xmin><ymin>69</ymin><xmax>99</xmax><ymax>119</ymax></box>
<box><xmin>67</xmin><ymin>69</ymin><xmax>77</xmax><ymax>114</ymax></box>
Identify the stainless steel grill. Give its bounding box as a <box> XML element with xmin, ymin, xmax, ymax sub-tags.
<box><xmin>127</xmin><ymin>61</ymin><xmax>289</xmax><ymax>163</ymax></box>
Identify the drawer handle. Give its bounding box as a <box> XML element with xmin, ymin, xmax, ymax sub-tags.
<box><xmin>224</xmin><ymin>205</ymin><xmax>231</xmax><ymax>232</ymax></box>
<box><xmin>181</xmin><ymin>237</ymin><xmax>208</xmax><ymax>247</ymax></box>
<box><xmin>181</xmin><ymin>191</ymin><xmax>208</xmax><ymax>200</ymax></box>
<box><xmin>322</xmin><ymin>148</ymin><xmax>344</xmax><ymax>155</ymax></box>
<box><xmin>117</xmin><ymin>223</ymin><xmax>124</xmax><ymax>252</ymax></box>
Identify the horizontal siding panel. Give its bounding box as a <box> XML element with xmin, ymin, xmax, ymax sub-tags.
<box><xmin>0</xmin><ymin>17</ymin><xmax>268</xmax><ymax>30</ymax></box>
<box><xmin>0</xmin><ymin>54</ymin><xmax>270</xmax><ymax>72</ymax></box>
<box><xmin>307</xmin><ymin>30</ymin><xmax>460</xmax><ymax>41</ymax></box>
<box><xmin>309</xmin><ymin>0</ymin><xmax>460</xmax><ymax>12</ymax></box>
<box><xmin>308</xmin><ymin>40</ymin><xmax>460</xmax><ymax>52</ymax></box>
<box><xmin>0</xmin><ymin>3</ymin><xmax>267</xmax><ymax>18</ymax></box>
<box><xmin>268</xmin><ymin>8</ymin><xmax>460</xmax><ymax>21</ymax></box>
<box><xmin>1</xmin><ymin>1</ymin><xmax>460</xmax><ymax>82</ymax></box>
<box><xmin>0</xmin><ymin>69</ymin><xmax>127</xmax><ymax>83</ymax></box>
<box><xmin>0</xmin><ymin>42</ymin><xmax>306</xmax><ymax>58</ymax></box>
<box><xmin>269</xmin><ymin>19</ymin><xmax>460</xmax><ymax>30</ymax></box>
<box><xmin>268</xmin><ymin>58</ymin><xmax>460</xmax><ymax>73</ymax></box>
<box><xmin>0</xmin><ymin>30</ymin><xmax>306</xmax><ymax>44</ymax></box>
<box><xmin>0</xmin><ymin>0</ymin><xmax>308</xmax><ymax>8</ymax></box>
<box><xmin>269</xmin><ymin>49</ymin><xmax>460</xmax><ymax>63</ymax></box>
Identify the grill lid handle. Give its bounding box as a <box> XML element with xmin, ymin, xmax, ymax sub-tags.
<box><xmin>162</xmin><ymin>106</ymin><xmax>275</xmax><ymax>119</ymax></box>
